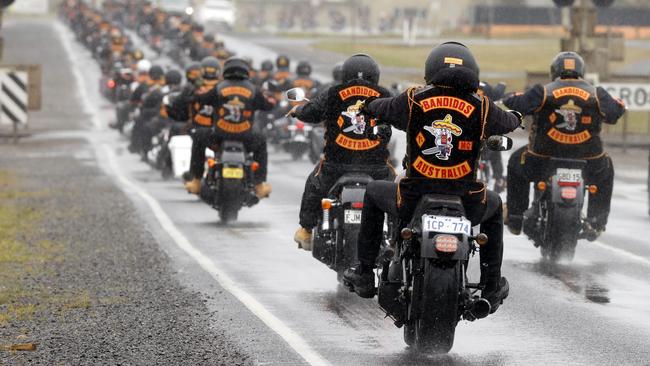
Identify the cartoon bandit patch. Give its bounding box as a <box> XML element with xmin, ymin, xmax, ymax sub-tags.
<box><xmin>554</xmin><ymin>99</ymin><xmax>582</xmax><ymax>131</ymax></box>
<box><xmin>224</xmin><ymin>96</ymin><xmax>245</xmax><ymax>122</ymax></box>
<box><xmin>422</xmin><ymin>114</ymin><xmax>463</xmax><ymax>160</ymax></box>
<box><xmin>340</xmin><ymin>101</ymin><xmax>367</xmax><ymax>135</ymax></box>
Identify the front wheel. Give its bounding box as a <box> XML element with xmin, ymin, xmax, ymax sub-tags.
<box><xmin>413</xmin><ymin>260</ymin><xmax>462</xmax><ymax>353</ymax></box>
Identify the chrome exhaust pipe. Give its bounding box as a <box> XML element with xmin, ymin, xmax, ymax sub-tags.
<box><xmin>470</xmin><ymin>298</ymin><xmax>491</xmax><ymax>320</ymax></box>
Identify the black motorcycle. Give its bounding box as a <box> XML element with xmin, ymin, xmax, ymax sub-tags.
<box><xmin>200</xmin><ymin>141</ymin><xmax>260</xmax><ymax>223</ymax></box>
<box><xmin>372</xmin><ymin>135</ymin><xmax>512</xmax><ymax>353</ymax></box>
<box><xmin>523</xmin><ymin>157</ymin><xmax>595</xmax><ymax>261</ymax></box>
<box><xmin>312</xmin><ymin>173</ymin><xmax>392</xmax><ymax>281</ymax></box>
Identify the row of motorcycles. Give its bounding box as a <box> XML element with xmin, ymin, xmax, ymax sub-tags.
<box><xmin>62</xmin><ymin>0</ymin><xmax>610</xmax><ymax>355</ymax></box>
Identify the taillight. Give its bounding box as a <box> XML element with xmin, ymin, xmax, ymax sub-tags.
<box><xmin>351</xmin><ymin>202</ymin><xmax>363</xmax><ymax>209</ymax></box>
<box><xmin>295</xmin><ymin>121</ymin><xmax>305</xmax><ymax>131</ymax></box>
<box><xmin>107</xmin><ymin>79</ymin><xmax>116</xmax><ymax>89</ymax></box>
<box><xmin>560</xmin><ymin>187</ymin><xmax>577</xmax><ymax>200</ymax></box>
<box><xmin>558</xmin><ymin>181</ymin><xmax>580</xmax><ymax>187</ymax></box>
<box><xmin>434</xmin><ymin>234</ymin><xmax>458</xmax><ymax>253</ymax></box>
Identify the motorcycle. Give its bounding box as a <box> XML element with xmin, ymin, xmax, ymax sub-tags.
<box><xmin>368</xmin><ymin>135</ymin><xmax>513</xmax><ymax>353</ymax></box>
<box><xmin>200</xmin><ymin>141</ymin><xmax>260</xmax><ymax>224</ymax></box>
<box><xmin>523</xmin><ymin>157</ymin><xmax>597</xmax><ymax>261</ymax></box>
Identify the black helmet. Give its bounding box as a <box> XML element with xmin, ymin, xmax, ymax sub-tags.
<box><xmin>550</xmin><ymin>51</ymin><xmax>585</xmax><ymax>80</ymax></box>
<box><xmin>424</xmin><ymin>42</ymin><xmax>479</xmax><ymax>91</ymax></box>
<box><xmin>223</xmin><ymin>57</ymin><xmax>250</xmax><ymax>80</ymax></box>
<box><xmin>185</xmin><ymin>62</ymin><xmax>202</xmax><ymax>82</ymax></box>
<box><xmin>165</xmin><ymin>69</ymin><xmax>182</xmax><ymax>86</ymax></box>
<box><xmin>261</xmin><ymin>60</ymin><xmax>274</xmax><ymax>72</ymax></box>
<box><xmin>203</xmin><ymin>34</ymin><xmax>215</xmax><ymax>43</ymax></box>
<box><xmin>276</xmin><ymin>54</ymin><xmax>290</xmax><ymax>70</ymax></box>
<box><xmin>342</xmin><ymin>54</ymin><xmax>380</xmax><ymax>84</ymax></box>
<box><xmin>149</xmin><ymin>65</ymin><xmax>164</xmax><ymax>81</ymax></box>
<box><xmin>332</xmin><ymin>62</ymin><xmax>343</xmax><ymax>83</ymax></box>
<box><xmin>296</xmin><ymin>61</ymin><xmax>312</xmax><ymax>77</ymax></box>
<box><xmin>201</xmin><ymin>56</ymin><xmax>221</xmax><ymax>80</ymax></box>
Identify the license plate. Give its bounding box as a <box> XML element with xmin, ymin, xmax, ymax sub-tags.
<box><xmin>422</xmin><ymin>215</ymin><xmax>471</xmax><ymax>236</ymax></box>
<box><xmin>344</xmin><ymin>209</ymin><xmax>362</xmax><ymax>224</ymax></box>
<box><xmin>222</xmin><ymin>167</ymin><xmax>244</xmax><ymax>179</ymax></box>
<box><xmin>556</xmin><ymin>168</ymin><xmax>582</xmax><ymax>183</ymax></box>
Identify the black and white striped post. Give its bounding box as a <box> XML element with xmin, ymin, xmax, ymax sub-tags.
<box><xmin>0</xmin><ymin>70</ymin><xmax>28</xmax><ymax>143</ymax></box>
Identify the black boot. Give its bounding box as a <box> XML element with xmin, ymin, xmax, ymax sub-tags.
<box><xmin>482</xmin><ymin>277</ymin><xmax>509</xmax><ymax>314</ymax></box>
<box><xmin>342</xmin><ymin>264</ymin><xmax>375</xmax><ymax>299</ymax></box>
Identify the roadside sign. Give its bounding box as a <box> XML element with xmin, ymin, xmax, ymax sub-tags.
<box><xmin>600</xmin><ymin>83</ymin><xmax>650</xmax><ymax>111</ymax></box>
<box><xmin>0</xmin><ymin>70</ymin><xmax>27</xmax><ymax>126</ymax></box>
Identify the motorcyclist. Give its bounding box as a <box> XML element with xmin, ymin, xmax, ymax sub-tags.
<box><xmin>289</xmin><ymin>54</ymin><xmax>395</xmax><ymax>250</ymax></box>
<box><xmin>111</xmin><ymin>58</ymin><xmax>151</xmax><ymax>131</ymax></box>
<box><xmin>130</xmin><ymin>64</ymin><xmax>165</xmax><ymax>154</ymax></box>
<box><xmin>184</xmin><ymin>58</ymin><xmax>276</xmax><ymax>198</ymax></box>
<box><xmin>140</xmin><ymin>69</ymin><xmax>185</xmax><ymax>153</ymax></box>
<box><xmin>290</xmin><ymin>61</ymin><xmax>321</xmax><ymax>99</ymax></box>
<box><xmin>342</xmin><ymin>42</ymin><xmax>520</xmax><ymax>314</ymax></box>
<box><xmin>273</xmin><ymin>54</ymin><xmax>293</xmax><ymax>91</ymax></box>
<box><xmin>252</xmin><ymin>60</ymin><xmax>274</xmax><ymax>87</ymax></box>
<box><xmin>502</xmin><ymin>51</ymin><xmax>625</xmax><ymax>238</ymax></box>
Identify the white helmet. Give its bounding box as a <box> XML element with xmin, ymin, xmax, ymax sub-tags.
<box><xmin>136</xmin><ymin>59</ymin><xmax>152</xmax><ymax>74</ymax></box>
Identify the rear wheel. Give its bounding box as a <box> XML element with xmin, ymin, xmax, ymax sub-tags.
<box><xmin>218</xmin><ymin>181</ymin><xmax>241</xmax><ymax>224</ymax></box>
<box><xmin>414</xmin><ymin>260</ymin><xmax>461</xmax><ymax>354</ymax></box>
<box><xmin>544</xmin><ymin>208</ymin><xmax>579</xmax><ymax>262</ymax></box>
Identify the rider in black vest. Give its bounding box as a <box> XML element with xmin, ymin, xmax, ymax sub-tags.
<box><xmin>503</xmin><ymin>51</ymin><xmax>625</xmax><ymax>238</ymax></box>
<box><xmin>343</xmin><ymin>43</ymin><xmax>521</xmax><ymax>313</ymax></box>
<box><xmin>289</xmin><ymin>54</ymin><xmax>395</xmax><ymax>250</ymax></box>
<box><xmin>184</xmin><ymin>58</ymin><xmax>276</xmax><ymax>198</ymax></box>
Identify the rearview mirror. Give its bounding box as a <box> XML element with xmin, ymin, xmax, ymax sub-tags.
<box><xmin>286</xmin><ymin>87</ymin><xmax>309</xmax><ymax>102</ymax></box>
<box><xmin>486</xmin><ymin>135</ymin><xmax>513</xmax><ymax>151</ymax></box>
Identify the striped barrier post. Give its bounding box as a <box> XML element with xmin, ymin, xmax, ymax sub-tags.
<box><xmin>0</xmin><ymin>70</ymin><xmax>28</xmax><ymax>142</ymax></box>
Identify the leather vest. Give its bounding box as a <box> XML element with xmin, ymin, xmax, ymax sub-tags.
<box><xmin>406</xmin><ymin>86</ymin><xmax>484</xmax><ymax>182</ymax></box>
<box><xmin>531</xmin><ymin>79</ymin><xmax>603</xmax><ymax>158</ymax></box>
<box><xmin>191</xmin><ymin>79</ymin><xmax>219</xmax><ymax>127</ymax></box>
<box><xmin>214</xmin><ymin>79</ymin><xmax>257</xmax><ymax>135</ymax></box>
<box><xmin>323</xmin><ymin>80</ymin><xmax>390</xmax><ymax>165</ymax></box>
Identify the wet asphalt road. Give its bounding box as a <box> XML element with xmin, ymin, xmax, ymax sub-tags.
<box><xmin>16</xmin><ymin>17</ymin><xmax>650</xmax><ymax>365</ymax></box>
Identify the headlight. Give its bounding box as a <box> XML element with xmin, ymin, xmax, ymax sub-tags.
<box><xmin>185</xmin><ymin>7</ymin><xmax>194</xmax><ymax>15</ymax></box>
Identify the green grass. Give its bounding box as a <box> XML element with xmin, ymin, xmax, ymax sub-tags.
<box><xmin>0</xmin><ymin>171</ymin><xmax>90</xmax><ymax>327</ymax></box>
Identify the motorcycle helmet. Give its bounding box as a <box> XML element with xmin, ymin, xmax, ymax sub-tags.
<box><xmin>550</xmin><ymin>51</ymin><xmax>585</xmax><ymax>80</ymax></box>
<box><xmin>424</xmin><ymin>41</ymin><xmax>479</xmax><ymax>91</ymax></box>
<box><xmin>149</xmin><ymin>65</ymin><xmax>164</xmax><ymax>81</ymax></box>
<box><xmin>185</xmin><ymin>62</ymin><xmax>202</xmax><ymax>83</ymax></box>
<box><xmin>136</xmin><ymin>59</ymin><xmax>152</xmax><ymax>74</ymax></box>
<box><xmin>276</xmin><ymin>54</ymin><xmax>290</xmax><ymax>70</ymax></box>
<box><xmin>201</xmin><ymin>56</ymin><xmax>221</xmax><ymax>80</ymax></box>
<box><xmin>341</xmin><ymin>54</ymin><xmax>380</xmax><ymax>84</ymax></box>
<box><xmin>165</xmin><ymin>69</ymin><xmax>183</xmax><ymax>86</ymax></box>
<box><xmin>296</xmin><ymin>61</ymin><xmax>312</xmax><ymax>77</ymax></box>
<box><xmin>132</xmin><ymin>48</ymin><xmax>144</xmax><ymax>61</ymax></box>
<box><xmin>223</xmin><ymin>57</ymin><xmax>250</xmax><ymax>80</ymax></box>
<box><xmin>261</xmin><ymin>60</ymin><xmax>274</xmax><ymax>72</ymax></box>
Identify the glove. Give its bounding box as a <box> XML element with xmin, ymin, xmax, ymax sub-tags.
<box><xmin>369</xmin><ymin>123</ymin><xmax>391</xmax><ymax>141</ymax></box>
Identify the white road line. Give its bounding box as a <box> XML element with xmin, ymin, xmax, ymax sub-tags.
<box><xmin>102</xmin><ymin>144</ymin><xmax>330</xmax><ymax>366</ymax></box>
<box><xmin>55</xmin><ymin>22</ymin><xmax>102</xmax><ymax>129</ymax></box>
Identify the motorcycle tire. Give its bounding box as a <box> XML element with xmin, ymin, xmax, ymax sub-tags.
<box><xmin>543</xmin><ymin>208</ymin><xmax>579</xmax><ymax>262</ymax></box>
<box><xmin>414</xmin><ymin>259</ymin><xmax>462</xmax><ymax>354</ymax></box>
<box><xmin>218</xmin><ymin>180</ymin><xmax>241</xmax><ymax>224</ymax></box>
